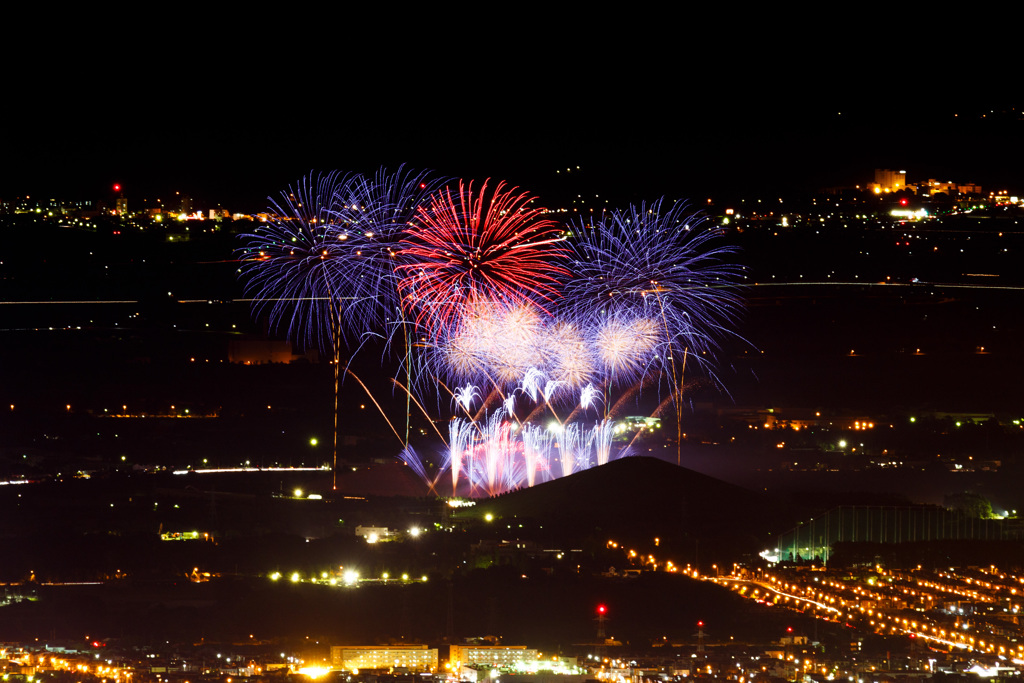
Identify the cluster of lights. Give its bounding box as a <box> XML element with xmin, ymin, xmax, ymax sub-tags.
<box><xmin>722</xmin><ymin>565</ymin><xmax>1024</xmax><ymax>658</ymax></box>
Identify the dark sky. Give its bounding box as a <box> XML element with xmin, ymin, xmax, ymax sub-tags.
<box><xmin>5</xmin><ymin>22</ymin><xmax>1021</xmax><ymax>212</ymax></box>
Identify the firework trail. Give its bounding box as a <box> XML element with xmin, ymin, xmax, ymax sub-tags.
<box><xmin>579</xmin><ymin>384</ymin><xmax>601</xmax><ymax>411</ymax></box>
<box><xmin>449</xmin><ymin>418</ymin><xmax>475</xmax><ymax>495</ymax></box>
<box><xmin>453</xmin><ymin>384</ymin><xmax>481</xmax><ymax>413</ymax></box>
<box><xmin>557</xmin><ymin>423</ymin><xmax>588</xmax><ymax>477</ymax></box>
<box><xmin>480</xmin><ymin>410</ymin><xmax>512</xmax><ymax>496</ymax></box>
<box><xmin>592</xmin><ymin>419</ymin><xmax>616</xmax><ymax>466</ymax></box>
<box><xmin>521</xmin><ymin>423</ymin><xmax>552</xmax><ymax>488</ymax></box>
<box><xmin>397</xmin><ymin>444</ymin><xmax>449</xmax><ymax>493</ymax></box>
<box><xmin>521</xmin><ymin>367</ymin><xmax>546</xmax><ymax>402</ymax></box>
<box><xmin>542</xmin><ymin>379</ymin><xmax>564</xmax><ymax>402</ymax></box>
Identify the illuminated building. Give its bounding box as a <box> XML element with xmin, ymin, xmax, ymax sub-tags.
<box><xmin>916</xmin><ymin>179</ymin><xmax>982</xmax><ymax>196</ymax></box>
<box><xmin>330</xmin><ymin>645</ymin><xmax>437</xmax><ymax>672</ymax></box>
<box><xmin>354</xmin><ymin>525</ymin><xmax>391</xmax><ymax>542</ymax></box>
<box><xmin>867</xmin><ymin>169</ymin><xmax>982</xmax><ymax>197</ymax></box>
<box><xmin>621</xmin><ymin>416</ymin><xmax>661</xmax><ymax>431</ymax></box>
<box><xmin>867</xmin><ymin>169</ymin><xmax>906</xmax><ymax>194</ymax></box>
<box><xmin>448</xmin><ymin>645</ymin><xmax>538</xmax><ymax>669</ymax></box>
<box><xmin>159</xmin><ymin>530</ymin><xmax>212</xmax><ymax>541</ymax></box>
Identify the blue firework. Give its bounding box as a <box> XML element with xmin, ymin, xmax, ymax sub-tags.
<box><xmin>237</xmin><ymin>170</ymin><xmax>357</xmax><ymax>354</ymax></box>
<box><xmin>329</xmin><ymin>165</ymin><xmax>446</xmax><ymax>336</ymax></box>
<box><xmin>560</xmin><ymin>198</ymin><xmax>745</xmax><ymax>386</ymax></box>
<box><xmin>237</xmin><ymin>166</ymin><xmax>444</xmax><ymax>354</ymax></box>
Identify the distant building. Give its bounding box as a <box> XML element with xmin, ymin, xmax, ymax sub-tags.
<box><xmin>449</xmin><ymin>645</ymin><xmax>538</xmax><ymax>669</ymax></box>
<box><xmin>227</xmin><ymin>339</ymin><xmax>317</xmax><ymax>364</ymax></box>
<box><xmin>159</xmin><ymin>530</ymin><xmax>213</xmax><ymax>542</ymax></box>
<box><xmin>912</xmin><ymin>179</ymin><xmax>982</xmax><ymax>196</ymax></box>
<box><xmin>621</xmin><ymin>416</ymin><xmax>661</xmax><ymax>431</ymax></box>
<box><xmin>868</xmin><ymin>169</ymin><xmax>981</xmax><ymax>197</ymax></box>
<box><xmin>330</xmin><ymin>645</ymin><xmax>437</xmax><ymax>672</ymax></box>
<box><xmin>354</xmin><ymin>525</ymin><xmax>391</xmax><ymax>542</ymax></box>
<box><xmin>867</xmin><ymin>169</ymin><xmax>906</xmax><ymax>194</ymax></box>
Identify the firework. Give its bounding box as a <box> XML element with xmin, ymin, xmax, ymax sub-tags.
<box><xmin>453</xmin><ymin>384</ymin><xmax>480</xmax><ymax>413</ymax></box>
<box><xmin>561</xmin><ymin>199</ymin><xmax>744</xmax><ymax>381</ymax></box>
<box><xmin>397</xmin><ymin>444</ymin><xmax>449</xmax><ymax>493</ymax></box>
<box><xmin>541</xmin><ymin>320</ymin><xmax>594</xmax><ymax>388</ymax></box>
<box><xmin>561</xmin><ymin>199</ymin><xmax>744</xmax><ymax>465</ymax></box>
<box><xmin>243</xmin><ymin>170</ymin><xmax>743</xmax><ymax>497</ymax></box>
<box><xmin>520</xmin><ymin>367</ymin><xmax>546</xmax><ymax>403</ymax></box>
<box><xmin>448</xmin><ymin>418</ymin><xmax>475</xmax><ymax>494</ymax></box>
<box><xmin>579</xmin><ymin>384</ymin><xmax>601</xmax><ymax>411</ymax></box>
<box><xmin>590</xmin><ymin>314</ymin><xmax>662</xmax><ymax>385</ymax></box>
<box><xmin>238</xmin><ymin>166</ymin><xmax>444</xmax><ymax>351</ymax></box>
<box><xmin>520</xmin><ymin>423</ymin><xmax>552</xmax><ymax>487</ymax></box>
<box><xmin>592</xmin><ymin>418</ymin><xmax>616</xmax><ymax>466</ymax></box>
<box><xmin>396</xmin><ymin>179</ymin><xmax>569</xmax><ymax>335</ymax></box>
<box><xmin>557</xmin><ymin>423</ymin><xmax>587</xmax><ymax>477</ymax></box>
<box><xmin>412</xmin><ymin>395</ymin><xmax>639</xmax><ymax>497</ymax></box>
<box><xmin>237</xmin><ymin>171</ymin><xmax>358</xmax><ymax>352</ymax></box>
<box><xmin>328</xmin><ymin>165</ymin><xmax>446</xmax><ymax>335</ymax></box>
<box><xmin>239</xmin><ymin>167</ymin><xmax>444</xmax><ymax>490</ymax></box>
<box><xmin>431</xmin><ymin>300</ymin><xmax>546</xmax><ymax>389</ymax></box>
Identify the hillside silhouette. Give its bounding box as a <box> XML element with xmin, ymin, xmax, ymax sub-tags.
<box><xmin>483</xmin><ymin>456</ymin><xmax>801</xmax><ymax>560</ymax></box>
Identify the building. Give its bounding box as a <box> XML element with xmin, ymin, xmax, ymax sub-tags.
<box><xmin>330</xmin><ymin>645</ymin><xmax>437</xmax><ymax>672</ymax></box>
<box><xmin>868</xmin><ymin>169</ymin><xmax>906</xmax><ymax>194</ymax></box>
<box><xmin>227</xmin><ymin>339</ymin><xmax>317</xmax><ymax>364</ymax></box>
<box><xmin>448</xmin><ymin>645</ymin><xmax>538</xmax><ymax>669</ymax></box>
<box><xmin>354</xmin><ymin>525</ymin><xmax>391</xmax><ymax>542</ymax></box>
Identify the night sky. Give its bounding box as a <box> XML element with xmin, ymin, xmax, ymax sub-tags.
<box><xmin>5</xmin><ymin>24</ymin><xmax>1021</xmax><ymax>212</ymax></box>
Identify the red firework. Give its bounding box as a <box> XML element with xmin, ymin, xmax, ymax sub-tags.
<box><xmin>396</xmin><ymin>179</ymin><xmax>568</xmax><ymax>333</ymax></box>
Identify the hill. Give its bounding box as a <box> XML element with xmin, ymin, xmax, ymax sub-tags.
<box><xmin>481</xmin><ymin>456</ymin><xmax>803</xmax><ymax>561</ymax></box>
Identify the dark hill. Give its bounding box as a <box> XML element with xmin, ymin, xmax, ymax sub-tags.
<box><xmin>484</xmin><ymin>456</ymin><xmax>802</xmax><ymax>558</ymax></box>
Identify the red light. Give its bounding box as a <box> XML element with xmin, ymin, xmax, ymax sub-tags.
<box><xmin>113</xmin><ymin>184</ymin><xmax>121</xmax><ymax>192</ymax></box>
<box><xmin>597</xmin><ymin>604</ymin><xmax>607</xmax><ymax>614</ymax></box>
<box><xmin>786</xmin><ymin>626</ymin><xmax>793</xmax><ymax>633</ymax></box>
<box><xmin>900</xmin><ymin>198</ymin><xmax>908</xmax><ymax>206</ymax></box>
<box><xmin>697</xmin><ymin>621</ymin><xmax>704</xmax><ymax>627</ymax></box>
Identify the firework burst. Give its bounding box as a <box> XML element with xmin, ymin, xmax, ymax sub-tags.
<box><xmin>238</xmin><ymin>167</ymin><xmax>444</xmax><ymax>351</ymax></box>
<box><xmin>237</xmin><ymin>171</ymin><xmax>358</xmax><ymax>352</ymax></box>
<box><xmin>396</xmin><ymin>179</ymin><xmax>569</xmax><ymax>335</ymax></box>
<box><xmin>328</xmin><ymin>165</ymin><xmax>446</xmax><ymax>335</ymax></box>
<box><xmin>561</xmin><ymin>198</ymin><xmax>744</xmax><ymax>381</ymax></box>
<box><xmin>242</xmin><ymin>169</ymin><xmax>744</xmax><ymax>496</ymax></box>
